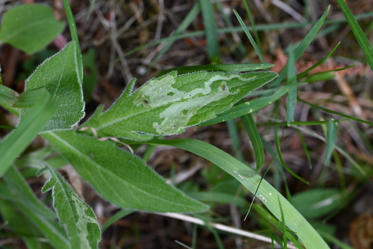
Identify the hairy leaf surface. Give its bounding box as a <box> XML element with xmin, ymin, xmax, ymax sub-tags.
<box><xmin>44</xmin><ymin>130</ymin><xmax>208</xmax><ymax>213</ymax></box>
<box><xmin>0</xmin><ymin>4</ymin><xmax>64</xmax><ymax>54</ymax></box>
<box><xmin>24</xmin><ymin>42</ymin><xmax>84</xmax><ymax>131</ymax></box>
<box><xmin>42</xmin><ymin>167</ymin><xmax>101</xmax><ymax>249</ymax></box>
<box><xmin>84</xmin><ymin>71</ymin><xmax>277</xmax><ymax>140</ymax></box>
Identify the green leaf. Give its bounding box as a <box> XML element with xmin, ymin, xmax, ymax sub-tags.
<box><xmin>147</xmin><ymin>138</ymin><xmax>330</xmax><ymax>249</ymax></box>
<box><xmin>0</xmin><ymin>4</ymin><xmax>64</xmax><ymax>54</ymax></box>
<box><xmin>325</xmin><ymin>120</ymin><xmax>338</xmax><ymax>166</ymax></box>
<box><xmin>84</xmin><ymin>71</ymin><xmax>278</xmax><ymax>140</ymax></box>
<box><xmin>23</xmin><ymin>42</ymin><xmax>85</xmax><ymax>131</ymax></box>
<box><xmin>336</xmin><ymin>0</ymin><xmax>373</xmax><ymax>70</ymax></box>
<box><xmin>43</xmin><ymin>130</ymin><xmax>208</xmax><ymax>213</ymax></box>
<box><xmin>42</xmin><ymin>167</ymin><xmax>101</xmax><ymax>249</ymax></box>
<box><xmin>291</xmin><ymin>188</ymin><xmax>343</xmax><ymax>219</ymax></box>
<box><xmin>1</xmin><ymin>167</ymin><xmax>69</xmax><ymax>249</ymax></box>
<box><xmin>0</xmin><ymin>88</ymin><xmax>56</xmax><ymax>177</ymax></box>
<box><xmin>0</xmin><ymin>84</ymin><xmax>19</xmax><ymax>114</ymax></box>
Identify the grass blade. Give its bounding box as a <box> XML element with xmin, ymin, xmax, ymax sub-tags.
<box><xmin>152</xmin><ymin>2</ymin><xmax>200</xmax><ymax>63</ymax></box>
<box><xmin>298</xmin><ymin>97</ymin><xmax>373</xmax><ymax>126</ymax></box>
<box><xmin>200</xmin><ymin>0</ymin><xmax>220</xmax><ymax>62</ymax></box>
<box><xmin>148</xmin><ymin>138</ymin><xmax>330</xmax><ymax>249</ymax></box>
<box><xmin>233</xmin><ymin>9</ymin><xmax>265</xmax><ymax>63</ymax></box>
<box><xmin>0</xmin><ymin>89</ymin><xmax>56</xmax><ymax>177</ymax></box>
<box><xmin>274</xmin><ymin>127</ymin><xmax>309</xmax><ymax>184</ymax></box>
<box><xmin>297</xmin><ymin>42</ymin><xmax>341</xmax><ymax>79</ymax></box>
<box><xmin>336</xmin><ymin>0</ymin><xmax>373</xmax><ymax>69</ymax></box>
<box><xmin>241</xmin><ymin>114</ymin><xmax>265</xmax><ymax>169</ymax></box>
<box><xmin>62</xmin><ymin>0</ymin><xmax>83</xmax><ymax>84</ymax></box>
<box><xmin>102</xmin><ymin>209</ymin><xmax>135</xmax><ymax>231</ymax></box>
<box><xmin>324</xmin><ymin>120</ymin><xmax>338</xmax><ymax>166</ymax></box>
<box><xmin>272</xmin><ymin>6</ymin><xmax>330</xmax><ymax>87</ymax></box>
<box><xmin>286</xmin><ymin>45</ymin><xmax>297</xmax><ymax>123</ymax></box>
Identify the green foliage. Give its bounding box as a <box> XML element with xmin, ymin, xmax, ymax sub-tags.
<box><xmin>23</xmin><ymin>42</ymin><xmax>85</xmax><ymax>131</ymax></box>
<box><xmin>1</xmin><ymin>1</ymin><xmax>372</xmax><ymax>248</ymax></box>
<box><xmin>336</xmin><ymin>0</ymin><xmax>373</xmax><ymax>70</ymax></box>
<box><xmin>0</xmin><ymin>88</ymin><xmax>56</xmax><ymax>176</ymax></box>
<box><xmin>291</xmin><ymin>189</ymin><xmax>344</xmax><ymax>219</ymax></box>
<box><xmin>0</xmin><ymin>4</ymin><xmax>64</xmax><ymax>54</ymax></box>
<box><xmin>43</xmin><ymin>130</ymin><xmax>208</xmax><ymax>213</ymax></box>
<box><xmin>84</xmin><ymin>70</ymin><xmax>277</xmax><ymax>140</ymax></box>
<box><xmin>42</xmin><ymin>166</ymin><xmax>101</xmax><ymax>249</ymax></box>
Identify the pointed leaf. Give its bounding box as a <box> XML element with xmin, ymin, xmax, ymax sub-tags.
<box><xmin>24</xmin><ymin>42</ymin><xmax>85</xmax><ymax>131</ymax></box>
<box><xmin>43</xmin><ymin>130</ymin><xmax>209</xmax><ymax>213</ymax></box>
<box><xmin>336</xmin><ymin>0</ymin><xmax>373</xmax><ymax>70</ymax></box>
<box><xmin>0</xmin><ymin>4</ymin><xmax>64</xmax><ymax>54</ymax></box>
<box><xmin>42</xmin><ymin>167</ymin><xmax>101</xmax><ymax>249</ymax></box>
<box><xmin>84</xmin><ymin>71</ymin><xmax>277</xmax><ymax>140</ymax></box>
<box><xmin>1</xmin><ymin>167</ymin><xmax>69</xmax><ymax>249</ymax></box>
<box><xmin>325</xmin><ymin>120</ymin><xmax>338</xmax><ymax>165</ymax></box>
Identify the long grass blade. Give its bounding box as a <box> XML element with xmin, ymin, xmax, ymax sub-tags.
<box><xmin>286</xmin><ymin>45</ymin><xmax>297</xmax><ymax>123</ymax></box>
<box><xmin>233</xmin><ymin>9</ymin><xmax>265</xmax><ymax>63</ymax></box>
<box><xmin>298</xmin><ymin>97</ymin><xmax>373</xmax><ymax>126</ymax></box>
<box><xmin>152</xmin><ymin>2</ymin><xmax>200</xmax><ymax>63</ymax></box>
<box><xmin>336</xmin><ymin>0</ymin><xmax>373</xmax><ymax>69</ymax></box>
<box><xmin>62</xmin><ymin>0</ymin><xmax>83</xmax><ymax>84</ymax></box>
<box><xmin>124</xmin><ymin>11</ymin><xmax>373</xmax><ymax>57</ymax></box>
<box><xmin>200</xmin><ymin>0</ymin><xmax>220</xmax><ymax>62</ymax></box>
<box><xmin>241</xmin><ymin>114</ymin><xmax>265</xmax><ymax>169</ymax></box>
<box><xmin>274</xmin><ymin>127</ymin><xmax>309</xmax><ymax>184</ymax></box>
<box><xmin>148</xmin><ymin>138</ymin><xmax>330</xmax><ymax>249</ymax></box>
<box><xmin>324</xmin><ymin>120</ymin><xmax>338</xmax><ymax>166</ymax></box>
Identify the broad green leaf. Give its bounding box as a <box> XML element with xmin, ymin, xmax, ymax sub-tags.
<box><xmin>24</xmin><ymin>42</ymin><xmax>85</xmax><ymax>131</ymax></box>
<box><xmin>325</xmin><ymin>120</ymin><xmax>338</xmax><ymax>166</ymax></box>
<box><xmin>43</xmin><ymin>130</ymin><xmax>209</xmax><ymax>213</ymax></box>
<box><xmin>0</xmin><ymin>4</ymin><xmax>64</xmax><ymax>54</ymax></box>
<box><xmin>291</xmin><ymin>188</ymin><xmax>343</xmax><ymax>219</ymax></box>
<box><xmin>84</xmin><ymin>71</ymin><xmax>278</xmax><ymax>140</ymax></box>
<box><xmin>0</xmin><ymin>88</ymin><xmax>56</xmax><ymax>177</ymax></box>
<box><xmin>336</xmin><ymin>0</ymin><xmax>373</xmax><ymax>70</ymax></box>
<box><xmin>200</xmin><ymin>0</ymin><xmax>220</xmax><ymax>62</ymax></box>
<box><xmin>147</xmin><ymin>138</ymin><xmax>330</xmax><ymax>249</ymax></box>
<box><xmin>42</xmin><ymin>167</ymin><xmax>101</xmax><ymax>249</ymax></box>
<box><xmin>1</xmin><ymin>167</ymin><xmax>69</xmax><ymax>249</ymax></box>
